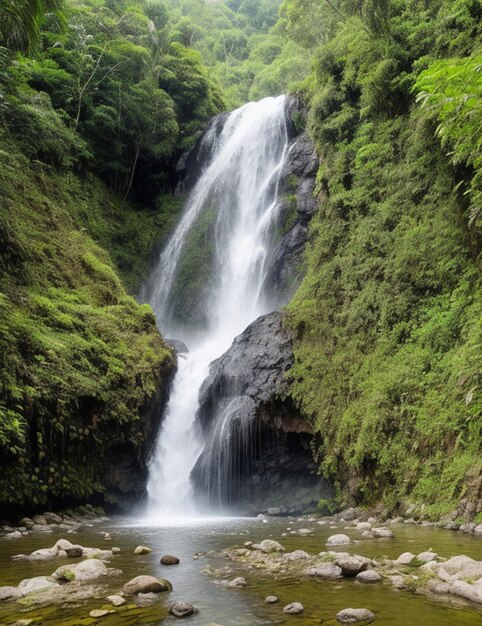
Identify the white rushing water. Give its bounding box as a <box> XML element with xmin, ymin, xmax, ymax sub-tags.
<box><xmin>144</xmin><ymin>95</ymin><xmax>290</xmax><ymax>519</ymax></box>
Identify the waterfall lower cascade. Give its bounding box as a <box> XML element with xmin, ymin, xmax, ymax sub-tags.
<box><xmin>144</xmin><ymin>95</ymin><xmax>291</xmax><ymax>518</ymax></box>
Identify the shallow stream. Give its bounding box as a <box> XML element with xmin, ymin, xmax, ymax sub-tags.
<box><xmin>1</xmin><ymin>517</ymin><xmax>482</xmax><ymax>625</ymax></box>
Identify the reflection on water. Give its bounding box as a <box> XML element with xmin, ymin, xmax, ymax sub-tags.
<box><xmin>1</xmin><ymin>516</ymin><xmax>482</xmax><ymax>625</ymax></box>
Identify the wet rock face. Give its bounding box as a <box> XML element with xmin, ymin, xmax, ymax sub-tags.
<box><xmin>192</xmin><ymin>312</ymin><xmax>333</xmax><ymax>511</ymax></box>
<box><xmin>196</xmin><ymin>312</ymin><xmax>294</xmax><ymax>430</ymax></box>
<box><xmin>263</xmin><ymin>131</ymin><xmax>321</xmax><ymax>306</ymax></box>
<box><xmin>175</xmin><ymin>112</ymin><xmax>230</xmax><ymax>194</ymax></box>
<box><xmin>103</xmin><ymin>360</ymin><xmax>175</xmax><ymax>511</ymax></box>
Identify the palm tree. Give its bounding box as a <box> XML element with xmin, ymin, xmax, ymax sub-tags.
<box><xmin>0</xmin><ymin>0</ymin><xmax>63</xmax><ymax>54</ymax></box>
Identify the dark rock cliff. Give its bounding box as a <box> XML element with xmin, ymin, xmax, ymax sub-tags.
<box><xmin>263</xmin><ymin>132</ymin><xmax>321</xmax><ymax>306</ymax></box>
<box><xmin>192</xmin><ymin>313</ymin><xmax>333</xmax><ymax>514</ymax></box>
<box><xmin>103</xmin><ymin>362</ymin><xmax>176</xmax><ymax>511</ymax></box>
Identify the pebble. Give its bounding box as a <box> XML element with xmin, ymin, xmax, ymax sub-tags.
<box><xmin>161</xmin><ymin>554</ymin><xmax>180</xmax><ymax>565</ymax></box>
<box><xmin>170</xmin><ymin>602</ymin><xmax>198</xmax><ymax>618</ymax></box>
<box><xmin>107</xmin><ymin>595</ymin><xmax>125</xmax><ymax>606</ymax></box>
<box><xmin>89</xmin><ymin>609</ymin><xmax>111</xmax><ymax>618</ymax></box>
<box><xmin>283</xmin><ymin>602</ymin><xmax>304</xmax><ymax>614</ymax></box>
<box><xmin>134</xmin><ymin>545</ymin><xmax>152</xmax><ymax>555</ymax></box>
<box><xmin>395</xmin><ymin>552</ymin><xmax>416</xmax><ymax>565</ymax></box>
<box><xmin>226</xmin><ymin>577</ymin><xmax>246</xmax><ymax>588</ymax></box>
<box><xmin>327</xmin><ymin>533</ymin><xmax>351</xmax><ymax>546</ymax></box>
<box><xmin>336</xmin><ymin>608</ymin><xmax>376</xmax><ymax>623</ymax></box>
<box><xmin>356</xmin><ymin>570</ymin><xmax>382</xmax><ymax>584</ymax></box>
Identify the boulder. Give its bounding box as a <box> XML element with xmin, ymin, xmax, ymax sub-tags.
<box><xmin>327</xmin><ymin>534</ymin><xmax>351</xmax><ymax>546</ymax></box>
<box><xmin>136</xmin><ymin>592</ymin><xmax>161</xmax><ymax>606</ymax></box>
<box><xmin>265</xmin><ymin>596</ymin><xmax>278</xmax><ymax>603</ymax></box>
<box><xmin>44</xmin><ymin>512</ymin><xmax>63</xmax><ymax>524</ymax></box>
<box><xmin>123</xmin><ymin>576</ymin><xmax>172</xmax><ymax>595</ymax></box>
<box><xmin>18</xmin><ymin>576</ymin><xmax>59</xmax><ymax>596</ymax></box>
<box><xmin>134</xmin><ymin>546</ymin><xmax>152</xmax><ymax>555</ymax></box>
<box><xmin>337</xmin><ymin>555</ymin><xmax>370</xmax><ymax>577</ymax></box>
<box><xmin>356</xmin><ymin>570</ymin><xmax>381</xmax><ymax>584</ymax></box>
<box><xmin>82</xmin><ymin>548</ymin><xmax>113</xmax><ymax>559</ymax></box>
<box><xmin>160</xmin><ymin>554</ymin><xmax>180</xmax><ymax>565</ymax></box>
<box><xmin>32</xmin><ymin>515</ymin><xmax>48</xmax><ymax>525</ymax></box>
<box><xmin>433</xmin><ymin>555</ymin><xmax>482</xmax><ymax>580</ymax></box>
<box><xmin>395</xmin><ymin>552</ymin><xmax>416</xmax><ymax>565</ymax></box>
<box><xmin>450</xmin><ymin>580</ymin><xmax>482</xmax><ymax>604</ymax></box>
<box><xmin>474</xmin><ymin>524</ymin><xmax>482</xmax><ymax>535</ymax></box>
<box><xmin>372</xmin><ymin>527</ymin><xmax>394</xmax><ymax>539</ymax></box>
<box><xmin>170</xmin><ymin>602</ymin><xmax>199</xmax><ymax>618</ymax></box>
<box><xmin>342</xmin><ymin>508</ymin><xmax>357</xmax><ymax>521</ymax></box>
<box><xmin>5</xmin><ymin>531</ymin><xmax>22</xmax><ymax>539</ymax></box>
<box><xmin>225</xmin><ymin>577</ymin><xmax>247</xmax><ymax>588</ymax></box>
<box><xmin>192</xmin><ymin>312</ymin><xmax>332</xmax><ymax>511</ymax></box>
<box><xmin>416</xmin><ymin>551</ymin><xmax>438</xmax><ymax>563</ymax></box>
<box><xmin>65</xmin><ymin>546</ymin><xmax>83</xmax><ymax>558</ymax></box>
<box><xmin>283</xmin><ymin>550</ymin><xmax>311</xmax><ymax>561</ymax></box>
<box><xmin>336</xmin><ymin>608</ymin><xmax>376</xmax><ymax>623</ymax></box>
<box><xmin>391</xmin><ymin>576</ymin><xmax>406</xmax><ymax>589</ymax></box>
<box><xmin>253</xmin><ymin>539</ymin><xmax>286</xmax><ymax>554</ymax></box>
<box><xmin>0</xmin><ymin>585</ymin><xmax>21</xmax><ymax>601</ymax></box>
<box><xmin>54</xmin><ymin>539</ymin><xmax>75</xmax><ymax>551</ymax></box>
<box><xmin>197</xmin><ymin>313</ymin><xmax>294</xmax><ymax>430</ymax></box>
<box><xmin>27</xmin><ymin>547</ymin><xmax>59</xmax><ymax>561</ymax></box>
<box><xmin>90</xmin><ymin>609</ymin><xmax>111</xmax><ymax>618</ymax></box>
<box><xmin>283</xmin><ymin>602</ymin><xmax>304</xmax><ymax>614</ymax></box>
<box><xmin>20</xmin><ymin>518</ymin><xmax>35</xmax><ymax>528</ymax></box>
<box><xmin>107</xmin><ymin>595</ymin><xmax>125</xmax><ymax>606</ymax></box>
<box><xmin>53</xmin><ymin>558</ymin><xmax>108</xmax><ymax>582</ymax></box>
<box><xmin>305</xmin><ymin>564</ymin><xmax>342</xmax><ymax>579</ymax></box>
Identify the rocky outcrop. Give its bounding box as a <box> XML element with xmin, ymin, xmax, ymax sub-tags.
<box><xmin>103</xmin><ymin>360</ymin><xmax>175</xmax><ymax>510</ymax></box>
<box><xmin>192</xmin><ymin>312</ymin><xmax>332</xmax><ymax>512</ymax></box>
<box><xmin>263</xmin><ymin>132</ymin><xmax>321</xmax><ymax>306</ymax></box>
<box><xmin>196</xmin><ymin>312</ymin><xmax>294</xmax><ymax>430</ymax></box>
<box><xmin>175</xmin><ymin>112</ymin><xmax>230</xmax><ymax>194</ymax></box>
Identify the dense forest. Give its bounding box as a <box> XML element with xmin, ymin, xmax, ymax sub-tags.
<box><xmin>0</xmin><ymin>0</ymin><xmax>481</xmax><ymax>521</ymax></box>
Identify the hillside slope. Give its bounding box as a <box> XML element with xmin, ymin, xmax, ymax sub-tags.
<box><xmin>283</xmin><ymin>0</ymin><xmax>482</xmax><ymax>517</ymax></box>
<box><xmin>0</xmin><ymin>135</ymin><xmax>178</xmax><ymax>510</ymax></box>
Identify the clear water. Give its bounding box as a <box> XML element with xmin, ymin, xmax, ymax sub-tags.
<box><xmin>143</xmin><ymin>96</ymin><xmax>290</xmax><ymax>517</ymax></box>
<box><xmin>1</xmin><ymin>519</ymin><xmax>482</xmax><ymax>624</ymax></box>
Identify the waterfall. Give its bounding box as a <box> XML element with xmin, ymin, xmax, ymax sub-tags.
<box><xmin>144</xmin><ymin>95</ymin><xmax>290</xmax><ymax>518</ymax></box>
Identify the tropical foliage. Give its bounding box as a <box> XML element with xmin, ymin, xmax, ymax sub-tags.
<box><xmin>0</xmin><ymin>0</ymin><xmax>481</xmax><ymax>516</ymax></box>
<box><xmin>282</xmin><ymin>0</ymin><xmax>482</xmax><ymax>514</ymax></box>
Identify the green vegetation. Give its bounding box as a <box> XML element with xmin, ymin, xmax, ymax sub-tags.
<box><xmin>0</xmin><ymin>0</ymin><xmax>228</xmax><ymax>509</ymax></box>
<box><xmin>162</xmin><ymin>0</ymin><xmax>311</xmax><ymax>107</ymax></box>
<box><xmin>282</xmin><ymin>0</ymin><xmax>482</xmax><ymax>513</ymax></box>
<box><xmin>0</xmin><ymin>0</ymin><xmax>481</xmax><ymax>516</ymax></box>
<box><xmin>0</xmin><ymin>135</ymin><xmax>175</xmax><ymax>507</ymax></box>
<box><xmin>168</xmin><ymin>205</ymin><xmax>218</xmax><ymax>327</ymax></box>
<box><xmin>0</xmin><ymin>0</ymin><xmax>292</xmax><ymax>510</ymax></box>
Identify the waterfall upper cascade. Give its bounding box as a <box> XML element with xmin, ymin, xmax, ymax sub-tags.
<box><xmin>144</xmin><ymin>95</ymin><xmax>294</xmax><ymax>518</ymax></box>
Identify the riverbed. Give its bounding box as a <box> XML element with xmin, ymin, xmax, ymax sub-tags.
<box><xmin>1</xmin><ymin>516</ymin><xmax>482</xmax><ymax>625</ymax></box>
